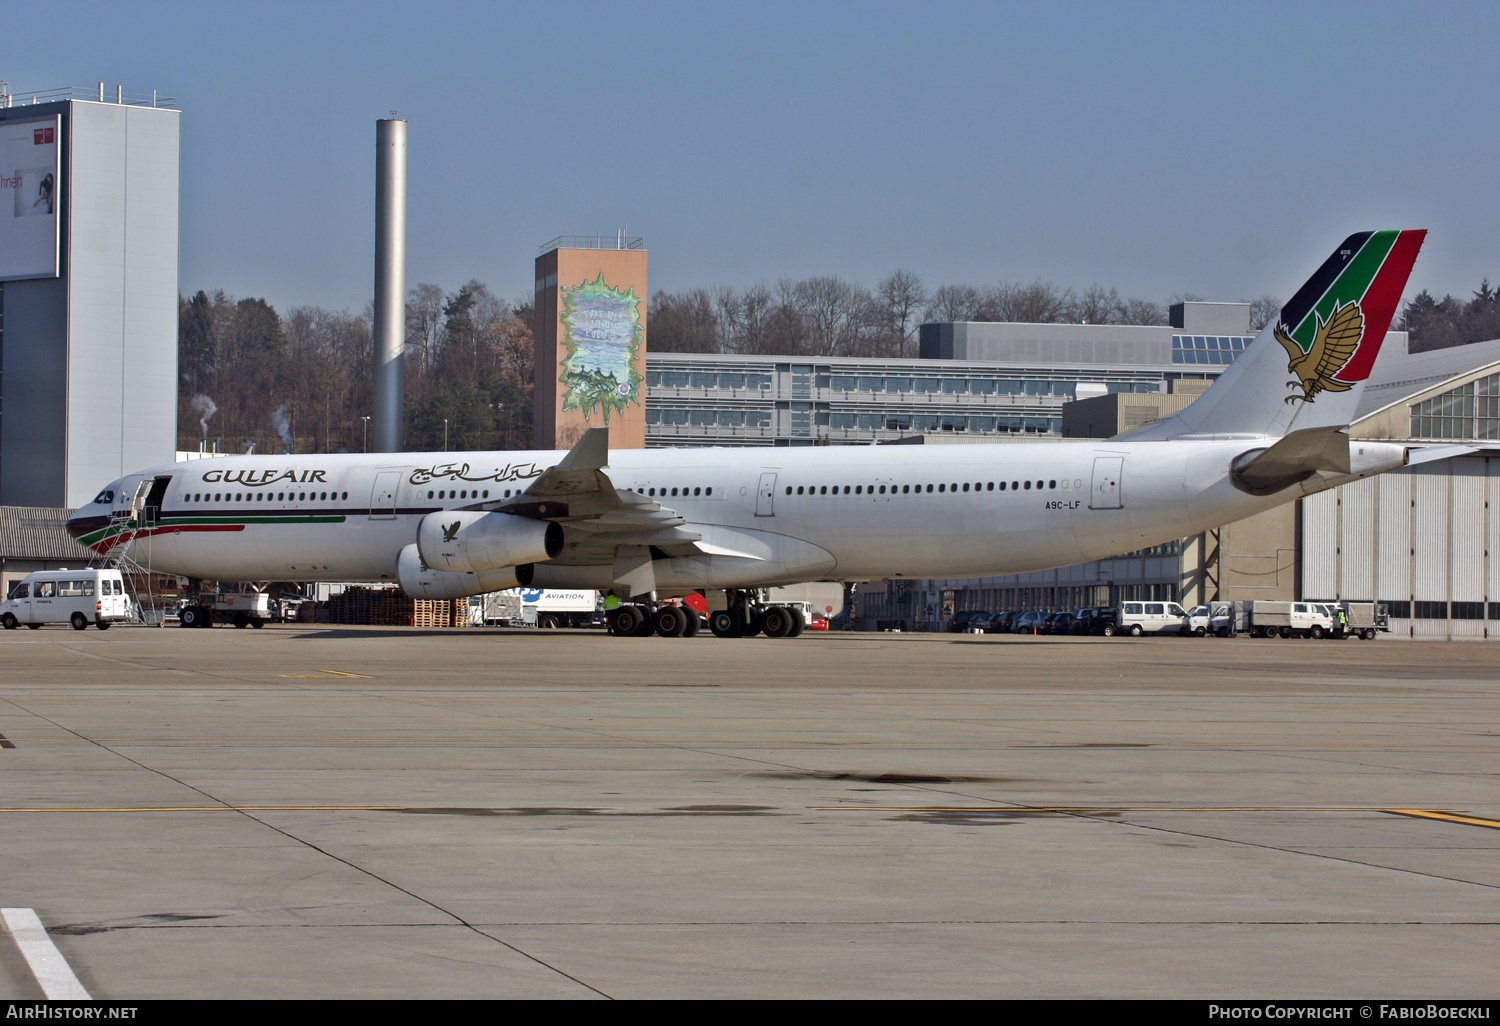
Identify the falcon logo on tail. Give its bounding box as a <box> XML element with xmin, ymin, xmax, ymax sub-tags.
<box><xmin>1274</xmin><ymin>300</ymin><xmax>1365</xmax><ymax>404</ymax></box>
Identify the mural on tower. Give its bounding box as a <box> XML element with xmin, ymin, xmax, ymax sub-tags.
<box><xmin>558</xmin><ymin>273</ymin><xmax>644</xmax><ymax>423</ymax></box>
<box><xmin>533</xmin><ymin>243</ymin><xmax>648</xmax><ymax>450</ymax></box>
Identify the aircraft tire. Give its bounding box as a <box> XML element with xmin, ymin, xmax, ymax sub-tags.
<box><xmin>653</xmin><ymin>605</ymin><xmax>689</xmax><ymax>638</ymax></box>
<box><xmin>682</xmin><ymin>612</ymin><xmax>701</xmax><ymax>637</ymax></box>
<box><xmin>633</xmin><ymin>609</ymin><xmax>656</xmax><ymax>636</ymax></box>
<box><xmin>762</xmin><ymin>606</ymin><xmax>794</xmax><ymax>638</ymax></box>
<box><xmin>788</xmin><ymin>607</ymin><xmax>807</xmax><ymax>638</ymax></box>
<box><xmin>1</xmin><ymin>614</ymin><xmax>16</xmax><ymax>630</ymax></box>
<box><xmin>71</xmin><ymin>613</ymin><xmax>89</xmax><ymax>631</ymax></box>
<box><xmin>708</xmin><ymin>609</ymin><xmax>742</xmax><ymax>638</ymax></box>
<box><xmin>610</xmin><ymin>606</ymin><xmax>644</xmax><ymax>637</ymax></box>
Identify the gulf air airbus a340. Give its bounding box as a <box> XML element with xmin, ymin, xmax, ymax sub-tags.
<box><xmin>66</xmin><ymin>231</ymin><xmax>1466</xmax><ymax>639</ymax></box>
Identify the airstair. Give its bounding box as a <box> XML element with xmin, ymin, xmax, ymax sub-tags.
<box><xmin>90</xmin><ymin>483</ymin><xmax>163</xmax><ymax>624</ymax></box>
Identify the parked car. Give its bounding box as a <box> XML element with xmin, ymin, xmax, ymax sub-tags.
<box><xmin>1069</xmin><ymin>608</ymin><xmax>1118</xmax><ymax>636</ymax></box>
<box><xmin>1041</xmin><ymin>611</ymin><xmax>1074</xmax><ymax>635</ymax></box>
<box><xmin>948</xmin><ymin>610</ymin><xmax>992</xmax><ymax>633</ymax></box>
<box><xmin>1012</xmin><ymin>610</ymin><xmax>1047</xmax><ymax>634</ymax></box>
<box><xmin>980</xmin><ymin>612</ymin><xmax>1015</xmax><ymax>634</ymax></box>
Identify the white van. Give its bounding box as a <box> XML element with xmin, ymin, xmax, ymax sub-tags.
<box><xmin>2</xmin><ymin>569</ymin><xmax>130</xmax><ymax>631</ymax></box>
<box><xmin>1115</xmin><ymin>601</ymin><xmax>1189</xmax><ymax>636</ymax></box>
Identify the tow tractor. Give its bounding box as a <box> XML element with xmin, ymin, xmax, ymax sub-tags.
<box><xmin>178</xmin><ymin>590</ymin><xmax>270</xmax><ymax>628</ymax></box>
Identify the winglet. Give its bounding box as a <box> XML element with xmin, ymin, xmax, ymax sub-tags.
<box><xmin>557</xmin><ymin>427</ymin><xmax>609</xmax><ymax>471</ymax></box>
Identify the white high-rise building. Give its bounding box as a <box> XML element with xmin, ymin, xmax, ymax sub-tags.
<box><xmin>0</xmin><ymin>86</ymin><xmax>179</xmax><ymax>508</ymax></box>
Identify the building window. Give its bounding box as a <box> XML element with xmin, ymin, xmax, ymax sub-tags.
<box><xmin>1411</xmin><ymin>373</ymin><xmax>1500</xmax><ymax>440</ymax></box>
<box><xmin>1414</xmin><ymin>601</ymin><xmax>1447</xmax><ymax>619</ymax></box>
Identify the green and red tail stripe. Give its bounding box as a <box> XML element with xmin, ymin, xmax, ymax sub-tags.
<box><xmin>1277</xmin><ymin>229</ymin><xmax>1426</xmax><ymax>384</ymax></box>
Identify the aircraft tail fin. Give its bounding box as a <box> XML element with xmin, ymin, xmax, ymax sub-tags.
<box><xmin>1129</xmin><ymin>230</ymin><xmax>1426</xmax><ymax>440</ymax></box>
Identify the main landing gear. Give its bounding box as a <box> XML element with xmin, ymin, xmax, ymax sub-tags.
<box><xmin>607</xmin><ymin>590</ymin><xmax>805</xmax><ymax>640</ymax></box>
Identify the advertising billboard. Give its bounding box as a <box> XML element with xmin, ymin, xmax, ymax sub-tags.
<box><xmin>0</xmin><ymin>115</ymin><xmax>61</xmax><ymax>280</ymax></box>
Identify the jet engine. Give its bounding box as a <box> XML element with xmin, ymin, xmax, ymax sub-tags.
<box><xmin>416</xmin><ymin>510</ymin><xmax>562</xmax><ymax>573</ymax></box>
<box><xmin>396</xmin><ymin>544</ymin><xmax>533</xmax><ymax>600</ymax></box>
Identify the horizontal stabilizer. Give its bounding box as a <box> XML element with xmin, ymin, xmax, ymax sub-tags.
<box><xmin>1405</xmin><ymin>443</ymin><xmax>1477</xmax><ymax>466</ymax></box>
<box><xmin>1231</xmin><ymin>426</ymin><xmax>1351</xmax><ymax>494</ymax></box>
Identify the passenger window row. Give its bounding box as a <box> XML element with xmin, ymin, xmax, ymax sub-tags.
<box><xmin>785</xmin><ymin>480</ymin><xmax>1062</xmax><ymax>496</ymax></box>
<box><xmin>640</xmin><ymin>487</ymin><xmax>713</xmax><ymax>497</ymax></box>
<box><xmin>425</xmin><ymin>489</ymin><xmax>493</xmax><ymax>500</ymax></box>
<box><xmin>183</xmin><ymin>491</ymin><xmax>350</xmax><ymax>503</ymax></box>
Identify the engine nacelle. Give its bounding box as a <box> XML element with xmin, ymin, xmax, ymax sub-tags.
<box><xmin>397</xmin><ymin>544</ymin><xmax>533</xmax><ymax>600</ymax></box>
<box><xmin>416</xmin><ymin>510</ymin><xmax>562</xmax><ymax>573</ymax></box>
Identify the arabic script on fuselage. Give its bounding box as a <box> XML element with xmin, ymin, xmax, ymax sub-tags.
<box><xmin>408</xmin><ymin>462</ymin><xmax>544</xmax><ymax>487</ymax></box>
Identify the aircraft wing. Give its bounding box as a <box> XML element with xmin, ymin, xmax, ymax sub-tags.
<box><xmin>492</xmin><ymin>427</ymin><xmax>715</xmax><ymax>562</ymax></box>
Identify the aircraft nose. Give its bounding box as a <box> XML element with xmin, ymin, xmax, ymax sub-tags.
<box><xmin>66</xmin><ymin>507</ymin><xmax>110</xmax><ymax>543</ymax></box>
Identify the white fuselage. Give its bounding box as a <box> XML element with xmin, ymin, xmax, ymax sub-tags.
<box><xmin>72</xmin><ymin>438</ymin><xmax>1301</xmax><ymax>588</ymax></box>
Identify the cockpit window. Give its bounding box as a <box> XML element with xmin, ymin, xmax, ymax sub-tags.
<box><xmin>93</xmin><ymin>490</ymin><xmax>114</xmax><ymax>505</ymax></box>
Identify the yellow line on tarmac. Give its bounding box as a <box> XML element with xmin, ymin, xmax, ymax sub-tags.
<box><xmin>279</xmin><ymin>669</ymin><xmax>372</xmax><ymax>678</ymax></box>
<box><xmin>1385</xmin><ymin>809</ymin><xmax>1500</xmax><ymax>830</ymax></box>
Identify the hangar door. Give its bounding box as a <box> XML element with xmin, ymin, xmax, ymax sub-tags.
<box><xmin>1089</xmin><ymin>457</ymin><xmax>1123</xmax><ymax>509</ymax></box>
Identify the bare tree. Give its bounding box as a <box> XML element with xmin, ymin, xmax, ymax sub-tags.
<box><xmin>405</xmin><ymin>283</ymin><xmax>446</xmax><ymax>379</ymax></box>
<box><xmin>1074</xmin><ymin>284</ymin><xmax>1122</xmax><ymax>325</ymax></box>
<box><xmin>1247</xmin><ymin>294</ymin><xmax>1281</xmax><ymax>331</ymax></box>
<box><xmin>794</xmin><ymin>276</ymin><xmax>880</xmax><ymax>357</ymax></box>
<box><xmin>649</xmin><ymin>287</ymin><xmax>722</xmax><ymax>353</ymax></box>
<box><xmin>926</xmin><ymin>284</ymin><xmax>988</xmax><ymax>322</ymax></box>
<box><xmin>876</xmin><ymin>270</ymin><xmax>929</xmax><ymax>358</ymax></box>
<box><xmin>1115</xmin><ymin>297</ymin><xmax>1167</xmax><ymax>325</ymax></box>
<box><xmin>993</xmin><ymin>279</ymin><xmax>1074</xmax><ymax>323</ymax></box>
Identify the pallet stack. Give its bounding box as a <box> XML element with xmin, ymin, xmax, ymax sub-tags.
<box><xmin>411</xmin><ymin>597</ymin><xmax>467</xmax><ymax>628</ymax></box>
<box><xmin>327</xmin><ymin>587</ymin><xmax>466</xmax><ymax>627</ymax></box>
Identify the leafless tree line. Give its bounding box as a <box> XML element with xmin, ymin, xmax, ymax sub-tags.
<box><xmin>649</xmin><ymin>271</ymin><xmax>1281</xmax><ymax>358</ymax></box>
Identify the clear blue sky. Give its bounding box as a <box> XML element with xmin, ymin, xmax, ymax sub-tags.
<box><xmin>4</xmin><ymin>1</ymin><xmax>1496</xmax><ymax>313</ymax></box>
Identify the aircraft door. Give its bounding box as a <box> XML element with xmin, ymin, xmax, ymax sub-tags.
<box><xmin>756</xmin><ymin>472</ymin><xmax>777</xmax><ymax>517</ymax></box>
<box><xmin>1089</xmin><ymin>457</ymin><xmax>1123</xmax><ymax>509</ymax></box>
<box><xmin>369</xmin><ymin>471</ymin><xmax>401</xmax><ymax>520</ymax></box>
<box><xmin>140</xmin><ymin>476</ymin><xmax>172</xmax><ymax>526</ymax></box>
